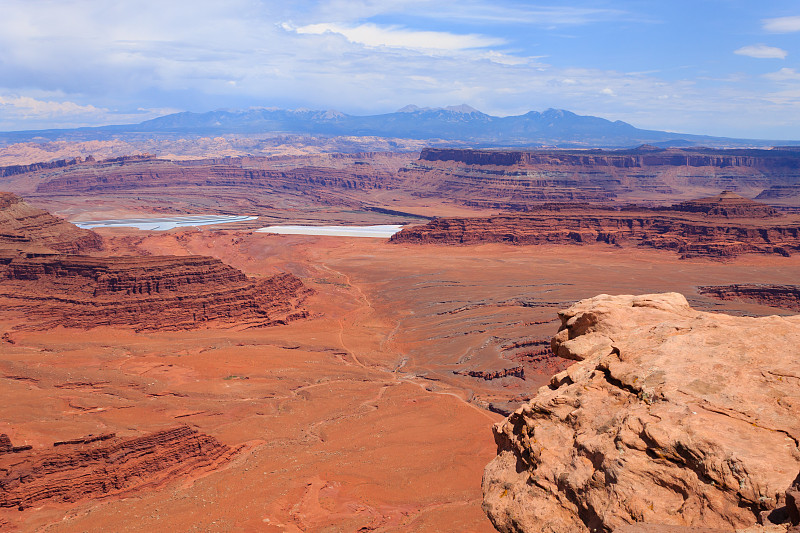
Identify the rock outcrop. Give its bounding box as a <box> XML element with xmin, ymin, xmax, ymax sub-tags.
<box><xmin>418</xmin><ymin>147</ymin><xmax>800</xmax><ymax>170</ymax></box>
<box><xmin>671</xmin><ymin>191</ymin><xmax>780</xmax><ymax>218</ymax></box>
<box><xmin>0</xmin><ymin>427</ymin><xmax>238</xmax><ymax>510</ymax></box>
<box><xmin>698</xmin><ymin>284</ymin><xmax>800</xmax><ymax>312</ymax></box>
<box><xmin>483</xmin><ymin>293</ymin><xmax>800</xmax><ymax>533</ymax></box>
<box><xmin>7</xmin><ymin>147</ymin><xmax>800</xmax><ymax>217</ymax></box>
<box><xmin>390</xmin><ymin>206</ymin><xmax>800</xmax><ymax>258</ymax></box>
<box><xmin>0</xmin><ymin>254</ymin><xmax>311</xmax><ymax>330</ymax></box>
<box><xmin>0</xmin><ymin>192</ymin><xmax>102</xmax><ymax>254</ymax></box>
<box><xmin>28</xmin><ymin>156</ymin><xmax>400</xmax><ymax>202</ymax></box>
<box><xmin>406</xmin><ymin>147</ymin><xmax>800</xmax><ymax>209</ymax></box>
<box><xmin>0</xmin><ymin>192</ymin><xmax>312</xmax><ymax>330</ymax></box>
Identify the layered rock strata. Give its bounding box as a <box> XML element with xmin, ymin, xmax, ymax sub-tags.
<box><xmin>0</xmin><ymin>254</ymin><xmax>310</xmax><ymax>330</ymax></box>
<box><xmin>406</xmin><ymin>147</ymin><xmax>800</xmax><ymax>208</ymax></box>
<box><xmin>0</xmin><ymin>191</ymin><xmax>311</xmax><ymax>330</ymax></box>
<box><xmin>26</xmin><ymin>155</ymin><xmax>400</xmax><ymax>197</ymax></box>
<box><xmin>483</xmin><ymin>293</ymin><xmax>800</xmax><ymax>532</ymax></box>
<box><xmin>391</xmin><ymin>210</ymin><xmax>800</xmax><ymax>258</ymax></box>
<box><xmin>698</xmin><ymin>284</ymin><xmax>800</xmax><ymax>312</ymax></box>
<box><xmin>0</xmin><ymin>427</ymin><xmax>238</xmax><ymax>510</ymax></box>
<box><xmin>671</xmin><ymin>191</ymin><xmax>779</xmax><ymax>218</ymax></box>
<box><xmin>0</xmin><ymin>192</ymin><xmax>101</xmax><ymax>254</ymax></box>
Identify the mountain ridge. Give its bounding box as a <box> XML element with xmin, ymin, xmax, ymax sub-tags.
<box><xmin>1</xmin><ymin>106</ymin><xmax>798</xmax><ymax>149</ymax></box>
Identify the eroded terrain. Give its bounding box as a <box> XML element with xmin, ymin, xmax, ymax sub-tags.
<box><xmin>1</xmin><ymin>145</ymin><xmax>799</xmax><ymax>532</ymax></box>
<box><xmin>3</xmin><ymin>222</ymin><xmax>799</xmax><ymax>531</ymax></box>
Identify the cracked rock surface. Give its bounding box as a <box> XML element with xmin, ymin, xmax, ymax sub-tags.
<box><xmin>483</xmin><ymin>293</ymin><xmax>800</xmax><ymax>533</ymax></box>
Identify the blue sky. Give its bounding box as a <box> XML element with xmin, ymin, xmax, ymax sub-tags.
<box><xmin>1</xmin><ymin>0</ymin><xmax>799</xmax><ymax>138</ymax></box>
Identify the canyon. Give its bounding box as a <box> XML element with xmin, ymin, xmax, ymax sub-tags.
<box><xmin>407</xmin><ymin>147</ymin><xmax>800</xmax><ymax>208</ymax></box>
<box><xmin>391</xmin><ymin>197</ymin><xmax>800</xmax><ymax>259</ymax></box>
<box><xmin>0</xmin><ymin>142</ymin><xmax>799</xmax><ymax>532</ymax></box>
<box><xmin>1</xmin><ymin>146</ymin><xmax>799</xmax><ymax>229</ymax></box>
<box><xmin>0</xmin><ymin>193</ymin><xmax>311</xmax><ymax>331</ymax></box>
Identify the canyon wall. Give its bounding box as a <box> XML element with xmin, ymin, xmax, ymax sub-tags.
<box><xmin>419</xmin><ymin>147</ymin><xmax>800</xmax><ymax>170</ymax></box>
<box><xmin>0</xmin><ymin>192</ymin><xmax>102</xmax><ymax>254</ymax></box>
<box><xmin>0</xmin><ymin>191</ymin><xmax>312</xmax><ymax>330</ymax></box>
<box><xmin>409</xmin><ymin>148</ymin><xmax>800</xmax><ymax>208</ymax></box>
<box><xmin>698</xmin><ymin>284</ymin><xmax>800</xmax><ymax>312</ymax></box>
<box><xmin>0</xmin><ymin>254</ymin><xmax>311</xmax><ymax>330</ymax></box>
<box><xmin>0</xmin><ymin>427</ymin><xmax>238</xmax><ymax>510</ymax></box>
<box><xmin>391</xmin><ymin>210</ymin><xmax>800</xmax><ymax>258</ymax></box>
<box><xmin>5</xmin><ymin>147</ymin><xmax>800</xmax><ymax>216</ymax></box>
<box><xmin>27</xmin><ymin>156</ymin><xmax>400</xmax><ymax>198</ymax></box>
<box><xmin>483</xmin><ymin>293</ymin><xmax>800</xmax><ymax>533</ymax></box>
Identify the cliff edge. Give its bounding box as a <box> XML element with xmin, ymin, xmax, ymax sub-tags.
<box><xmin>483</xmin><ymin>293</ymin><xmax>800</xmax><ymax>532</ymax></box>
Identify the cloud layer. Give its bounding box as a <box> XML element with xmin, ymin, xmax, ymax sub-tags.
<box><xmin>0</xmin><ymin>0</ymin><xmax>799</xmax><ymax>138</ymax></box>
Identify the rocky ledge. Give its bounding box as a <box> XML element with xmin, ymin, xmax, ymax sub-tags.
<box><xmin>0</xmin><ymin>426</ymin><xmax>239</xmax><ymax>511</ymax></box>
<box><xmin>0</xmin><ymin>254</ymin><xmax>311</xmax><ymax>330</ymax></box>
<box><xmin>698</xmin><ymin>284</ymin><xmax>800</xmax><ymax>313</ymax></box>
<box><xmin>391</xmin><ymin>206</ymin><xmax>800</xmax><ymax>258</ymax></box>
<box><xmin>483</xmin><ymin>293</ymin><xmax>800</xmax><ymax>532</ymax></box>
<box><xmin>0</xmin><ymin>192</ymin><xmax>101</xmax><ymax>254</ymax></box>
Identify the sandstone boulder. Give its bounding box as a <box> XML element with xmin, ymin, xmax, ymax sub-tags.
<box><xmin>483</xmin><ymin>293</ymin><xmax>800</xmax><ymax>532</ymax></box>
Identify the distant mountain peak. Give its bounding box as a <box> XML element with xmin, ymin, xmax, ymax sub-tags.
<box><xmin>6</xmin><ymin>105</ymin><xmax>794</xmax><ymax>149</ymax></box>
<box><xmin>396</xmin><ymin>104</ymin><xmax>483</xmax><ymax>115</ymax></box>
<box><xmin>443</xmin><ymin>104</ymin><xmax>481</xmax><ymax>114</ymax></box>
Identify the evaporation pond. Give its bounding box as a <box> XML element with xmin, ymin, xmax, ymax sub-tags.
<box><xmin>73</xmin><ymin>215</ymin><xmax>258</xmax><ymax>231</ymax></box>
<box><xmin>256</xmin><ymin>225</ymin><xmax>404</xmax><ymax>238</ymax></box>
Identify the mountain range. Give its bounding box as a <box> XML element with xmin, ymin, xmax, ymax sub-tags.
<box><xmin>1</xmin><ymin>105</ymin><xmax>797</xmax><ymax>149</ymax></box>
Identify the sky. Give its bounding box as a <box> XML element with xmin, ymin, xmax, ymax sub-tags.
<box><xmin>1</xmin><ymin>0</ymin><xmax>800</xmax><ymax>139</ymax></box>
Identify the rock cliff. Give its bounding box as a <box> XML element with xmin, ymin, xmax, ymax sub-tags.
<box><xmin>418</xmin><ymin>147</ymin><xmax>800</xmax><ymax>170</ymax></box>
<box><xmin>483</xmin><ymin>293</ymin><xmax>800</xmax><ymax>532</ymax></box>
<box><xmin>0</xmin><ymin>427</ymin><xmax>238</xmax><ymax>510</ymax></box>
<box><xmin>698</xmin><ymin>284</ymin><xmax>800</xmax><ymax>312</ymax></box>
<box><xmin>671</xmin><ymin>191</ymin><xmax>780</xmax><ymax>218</ymax></box>
<box><xmin>0</xmin><ymin>191</ymin><xmax>311</xmax><ymax>330</ymax></box>
<box><xmin>390</xmin><ymin>208</ymin><xmax>800</xmax><ymax>258</ymax></box>
<box><xmin>409</xmin><ymin>148</ymin><xmax>800</xmax><ymax>208</ymax></box>
<box><xmin>0</xmin><ymin>192</ymin><xmax>102</xmax><ymax>254</ymax></box>
<box><xmin>31</xmin><ymin>157</ymin><xmax>399</xmax><ymax>198</ymax></box>
<box><xmin>0</xmin><ymin>254</ymin><xmax>311</xmax><ymax>330</ymax></box>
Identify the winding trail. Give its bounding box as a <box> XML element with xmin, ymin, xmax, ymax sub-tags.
<box><xmin>314</xmin><ymin>261</ymin><xmax>500</xmax><ymax>424</ymax></box>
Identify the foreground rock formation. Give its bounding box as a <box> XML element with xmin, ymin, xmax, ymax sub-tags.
<box><xmin>483</xmin><ymin>293</ymin><xmax>800</xmax><ymax>532</ymax></box>
<box><xmin>391</xmin><ymin>199</ymin><xmax>800</xmax><ymax>258</ymax></box>
<box><xmin>0</xmin><ymin>427</ymin><xmax>238</xmax><ymax>510</ymax></box>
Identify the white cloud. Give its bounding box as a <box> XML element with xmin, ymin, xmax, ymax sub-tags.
<box><xmin>288</xmin><ymin>22</ymin><xmax>504</xmax><ymax>51</ymax></box>
<box><xmin>0</xmin><ymin>93</ymin><xmax>177</xmax><ymax>130</ymax></box>
<box><xmin>763</xmin><ymin>15</ymin><xmax>800</xmax><ymax>33</ymax></box>
<box><xmin>0</xmin><ymin>95</ymin><xmax>104</xmax><ymax>117</ymax></box>
<box><xmin>734</xmin><ymin>44</ymin><xmax>787</xmax><ymax>59</ymax></box>
<box><xmin>600</xmin><ymin>88</ymin><xmax>616</xmax><ymax>96</ymax></box>
<box><xmin>764</xmin><ymin>68</ymin><xmax>800</xmax><ymax>82</ymax></box>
